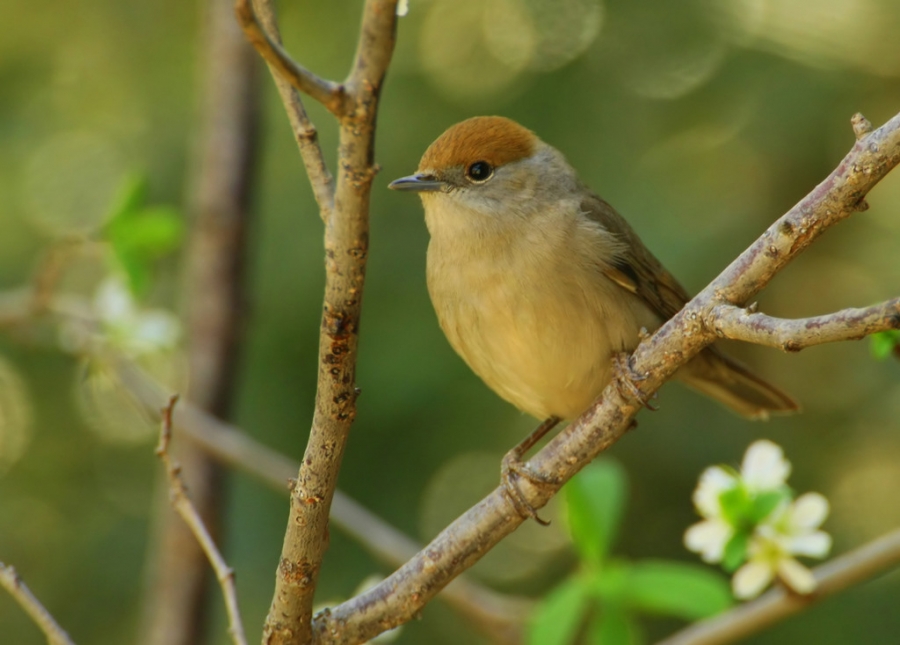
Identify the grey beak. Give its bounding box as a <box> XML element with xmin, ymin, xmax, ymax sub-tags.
<box><xmin>388</xmin><ymin>173</ymin><xmax>446</xmax><ymax>192</ymax></box>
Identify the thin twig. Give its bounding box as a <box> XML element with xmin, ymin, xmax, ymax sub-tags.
<box><xmin>250</xmin><ymin>0</ymin><xmax>335</xmax><ymax>220</ymax></box>
<box><xmin>656</xmin><ymin>528</ymin><xmax>900</xmax><ymax>645</ymax></box>
<box><xmin>0</xmin><ymin>562</ymin><xmax>76</xmax><ymax>645</ymax></box>
<box><xmin>309</xmin><ymin>111</ymin><xmax>900</xmax><ymax>644</ymax></box>
<box><xmin>234</xmin><ymin>0</ymin><xmax>347</xmax><ymax>116</ymax></box>
<box><xmin>155</xmin><ymin>396</ymin><xmax>248</xmax><ymax>645</ymax></box>
<box><xmin>708</xmin><ymin>298</ymin><xmax>900</xmax><ymax>352</ymax></box>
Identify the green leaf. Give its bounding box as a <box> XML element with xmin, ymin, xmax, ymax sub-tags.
<box><xmin>748</xmin><ymin>490</ymin><xmax>787</xmax><ymax>523</ymax></box>
<box><xmin>870</xmin><ymin>330</ymin><xmax>900</xmax><ymax>360</ymax></box>
<box><xmin>104</xmin><ymin>173</ymin><xmax>184</xmax><ymax>297</ymax></box>
<box><xmin>107</xmin><ymin>172</ymin><xmax>148</xmax><ymax>223</ymax></box>
<box><xmin>112</xmin><ymin>206</ymin><xmax>184</xmax><ymax>258</ymax></box>
<box><xmin>722</xmin><ymin>531</ymin><xmax>750</xmax><ymax>572</ymax></box>
<box><xmin>113</xmin><ymin>248</ymin><xmax>151</xmax><ymax>297</ymax></box>
<box><xmin>565</xmin><ymin>459</ymin><xmax>628</xmax><ymax>565</ymax></box>
<box><xmin>589</xmin><ymin>559</ymin><xmax>632</xmax><ymax>603</ymax></box>
<box><xmin>626</xmin><ymin>560</ymin><xmax>733</xmax><ymax>620</ymax></box>
<box><xmin>588</xmin><ymin>607</ymin><xmax>641</xmax><ymax>645</ymax></box>
<box><xmin>718</xmin><ymin>485</ymin><xmax>751</xmax><ymax>527</ymax></box>
<box><xmin>528</xmin><ymin>576</ymin><xmax>591</xmax><ymax>645</ymax></box>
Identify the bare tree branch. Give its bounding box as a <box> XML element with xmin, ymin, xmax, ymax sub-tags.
<box><xmin>309</xmin><ymin>112</ymin><xmax>900</xmax><ymax>644</ymax></box>
<box><xmin>708</xmin><ymin>299</ymin><xmax>900</xmax><ymax>352</ymax></box>
<box><xmin>155</xmin><ymin>396</ymin><xmax>248</xmax><ymax>645</ymax></box>
<box><xmin>234</xmin><ymin>0</ymin><xmax>348</xmax><ymax>116</ymax></box>
<box><xmin>0</xmin><ymin>562</ymin><xmax>76</xmax><ymax>645</ymax></box>
<box><xmin>237</xmin><ymin>1</ymin><xmax>400</xmax><ymax>643</ymax></box>
<box><xmin>140</xmin><ymin>1</ymin><xmax>258</xmax><ymax>642</ymax></box>
<box><xmin>250</xmin><ymin>0</ymin><xmax>335</xmax><ymax>219</ymax></box>
<box><xmin>656</xmin><ymin>528</ymin><xmax>900</xmax><ymax>645</ymax></box>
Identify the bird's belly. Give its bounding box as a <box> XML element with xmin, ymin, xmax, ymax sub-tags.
<box><xmin>429</xmin><ymin>263</ymin><xmax>652</xmax><ymax>420</ymax></box>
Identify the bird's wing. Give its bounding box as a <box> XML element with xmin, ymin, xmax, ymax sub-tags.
<box><xmin>580</xmin><ymin>193</ymin><xmax>692</xmax><ymax>321</ymax></box>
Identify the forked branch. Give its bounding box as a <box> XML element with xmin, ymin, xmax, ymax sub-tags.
<box><xmin>234</xmin><ymin>0</ymin><xmax>347</xmax><ymax>116</ymax></box>
<box><xmin>235</xmin><ymin>1</ymin><xmax>401</xmax><ymax>643</ymax></box>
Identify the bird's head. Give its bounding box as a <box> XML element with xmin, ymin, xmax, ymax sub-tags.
<box><xmin>390</xmin><ymin>116</ymin><xmax>578</xmax><ymax>229</ymax></box>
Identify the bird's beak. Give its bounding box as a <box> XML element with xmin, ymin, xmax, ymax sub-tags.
<box><xmin>388</xmin><ymin>173</ymin><xmax>446</xmax><ymax>193</ymax></box>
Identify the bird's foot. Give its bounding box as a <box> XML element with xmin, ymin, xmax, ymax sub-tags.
<box><xmin>612</xmin><ymin>352</ymin><xmax>658</xmax><ymax>411</ymax></box>
<box><xmin>500</xmin><ymin>416</ymin><xmax>562</xmax><ymax>526</ymax></box>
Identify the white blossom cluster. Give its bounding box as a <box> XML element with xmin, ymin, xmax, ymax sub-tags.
<box><xmin>685</xmin><ymin>440</ymin><xmax>831</xmax><ymax>599</ymax></box>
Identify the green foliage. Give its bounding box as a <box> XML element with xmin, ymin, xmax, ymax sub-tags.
<box><xmin>870</xmin><ymin>330</ymin><xmax>900</xmax><ymax>360</ymax></box>
<box><xmin>715</xmin><ymin>484</ymin><xmax>787</xmax><ymax>572</ymax></box>
<box><xmin>529</xmin><ymin>462</ymin><xmax>732</xmax><ymax>644</ymax></box>
<box><xmin>627</xmin><ymin>561</ymin><xmax>733</xmax><ymax>620</ymax></box>
<box><xmin>528</xmin><ymin>577</ymin><xmax>592</xmax><ymax>645</ymax></box>
<box><xmin>105</xmin><ymin>173</ymin><xmax>184</xmax><ymax>296</ymax></box>
<box><xmin>722</xmin><ymin>531</ymin><xmax>750</xmax><ymax>573</ymax></box>
<box><xmin>565</xmin><ymin>458</ymin><xmax>626</xmax><ymax>565</ymax></box>
<box><xmin>719</xmin><ymin>486</ymin><xmax>787</xmax><ymax>530</ymax></box>
<box><xmin>587</xmin><ymin>607</ymin><xmax>640</xmax><ymax>645</ymax></box>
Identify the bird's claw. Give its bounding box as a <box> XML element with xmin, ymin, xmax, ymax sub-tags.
<box><xmin>501</xmin><ymin>452</ymin><xmax>560</xmax><ymax>526</ymax></box>
<box><xmin>500</xmin><ymin>416</ymin><xmax>563</xmax><ymax>525</ymax></box>
<box><xmin>612</xmin><ymin>352</ymin><xmax>657</xmax><ymax>410</ymax></box>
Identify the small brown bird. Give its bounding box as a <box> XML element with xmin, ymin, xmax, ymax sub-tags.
<box><xmin>390</xmin><ymin>117</ymin><xmax>797</xmax><ymax>515</ymax></box>
<box><xmin>391</xmin><ymin>116</ymin><xmax>797</xmax><ymax>420</ymax></box>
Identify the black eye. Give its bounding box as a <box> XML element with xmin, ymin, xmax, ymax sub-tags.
<box><xmin>466</xmin><ymin>161</ymin><xmax>493</xmax><ymax>182</ymax></box>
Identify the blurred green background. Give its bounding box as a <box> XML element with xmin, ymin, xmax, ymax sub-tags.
<box><xmin>2</xmin><ymin>0</ymin><xmax>900</xmax><ymax>643</ymax></box>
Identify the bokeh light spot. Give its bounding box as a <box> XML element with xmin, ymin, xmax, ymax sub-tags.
<box><xmin>420</xmin><ymin>0</ymin><xmax>603</xmax><ymax>103</ymax></box>
<box><xmin>420</xmin><ymin>451</ymin><xmax>569</xmax><ymax>584</ymax></box>
<box><xmin>0</xmin><ymin>356</ymin><xmax>33</xmax><ymax>473</ymax></box>
<box><xmin>23</xmin><ymin>131</ymin><xmax>124</xmax><ymax>236</ymax></box>
<box><xmin>75</xmin><ymin>351</ymin><xmax>187</xmax><ymax>445</ymax></box>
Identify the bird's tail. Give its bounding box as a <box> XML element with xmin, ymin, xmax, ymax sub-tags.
<box><xmin>679</xmin><ymin>346</ymin><xmax>800</xmax><ymax>420</ymax></box>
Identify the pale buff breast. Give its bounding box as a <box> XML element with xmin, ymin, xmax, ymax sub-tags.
<box><xmin>425</xmin><ymin>200</ymin><xmax>661</xmax><ymax>420</ymax></box>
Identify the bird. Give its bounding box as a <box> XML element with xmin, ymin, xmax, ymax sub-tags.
<box><xmin>389</xmin><ymin>116</ymin><xmax>798</xmax><ymax>519</ymax></box>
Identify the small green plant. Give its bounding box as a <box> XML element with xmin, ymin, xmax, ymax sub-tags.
<box><xmin>529</xmin><ymin>460</ymin><xmax>732</xmax><ymax>645</ymax></box>
<box><xmin>870</xmin><ymin>330</ymin><xmax>900</xmax><ymax>360</ymax></box>
<box><xmin>104</xmin><ymin>173</ymin><xmax>184</xmax><ymax>297</ymax></box>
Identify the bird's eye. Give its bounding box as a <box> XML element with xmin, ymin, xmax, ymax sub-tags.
<box><xmin>466</xmin><ymin>161</ymin><xmax>493</xmax><ymax>182</ymax></box>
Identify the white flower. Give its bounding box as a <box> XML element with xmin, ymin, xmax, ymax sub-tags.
<box><xmin>93</xmin><ymin>276</ymin><xmax>180</xmax><ymax>356</ymax></box>
<box><xmin>740</xmin><ymin>440</ymin><xmax>791</xmax><ymax>492</ymax></box>
<box><xmin>684</xmin><ymin>466</ymin><xmax>738</xmax><ymax>563</ymax></box>
<box><xmin>396</xmin><ymin>0</ymin><xmax>408</xmax><ymax>17</ymax></box>
<box><xmin>732</xmin><ymin>493</ymin><xmax>831</xmax><ymax>599</ymax></box>
<box><xmin>684</xmin><ymin>517</ymin><xmax>733</xmax><ymax>563</ymax></box>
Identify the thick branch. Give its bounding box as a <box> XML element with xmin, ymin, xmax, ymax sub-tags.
<box><xmin>251</xmin><ymin>0</ymin><xmax>335</xmax><ymax>219</ymax></box>
<box><xmin>0</xmin><ymin>563</ymin><xmax>76</xmax><ymax>645</ymax></box>
<box><xmin>657</xmin><ymin>528</ymin><xmax>900</xmax><ymax>645</ymax></box>
<box><xmin>311</xmin><ymin>112</ymin><xmax>900</xmax><ymax>644</ymax></box>
<box><xmin>155</xmin><ymin>397</ymin><xmax>248</xmax><ymax>645</ymax></box>
<box><xmin>258</xmin><ymin>2</ymin><xmax>399</xmax><ymax>643</ymax></box>
<box><xmin>234</xmin><ymin>0</ymin><xmax>347</xmax><ymax>117</ymax></box>
<box><xmin>708</xmin><ymin>299</ymin><xmax>900</xmax><ymax>351</ymax></box>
